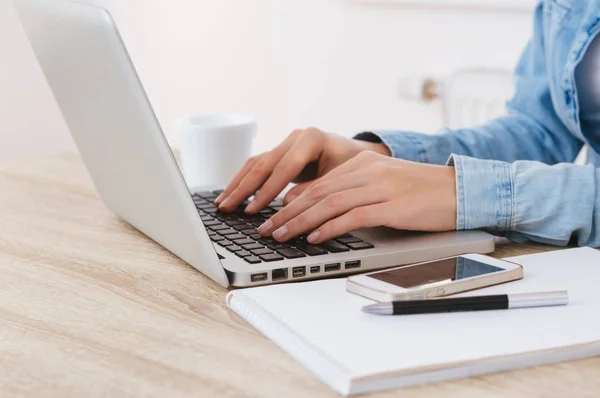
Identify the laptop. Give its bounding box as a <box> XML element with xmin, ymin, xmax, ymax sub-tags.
<box><xmin>12</xmin><ymin>0</ymin><xmax>495</xmax><ymax>288</ymax></box>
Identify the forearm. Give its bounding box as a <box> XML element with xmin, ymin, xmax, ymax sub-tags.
<box><xmin>450</xmin><ymin>154</ymin><xmax>599</xmax><ymax>247</ymax></box>
<box><xmin>363</xmin><ymin>106</ymin><xmax>582</xmax><ymax>166</ymax></box>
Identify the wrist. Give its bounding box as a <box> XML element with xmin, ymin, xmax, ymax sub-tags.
<box><xmin>360</xmin><ymin>141</ymin><xmax>392</xmax><ymax>157</ymax></box>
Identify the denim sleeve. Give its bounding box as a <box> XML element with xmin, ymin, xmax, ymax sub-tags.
<box><xmin>366</xmin><ymin>3</ymin><xmax>583</xmax><ymax>166</ymax></box>
<box><xmin>448</xmin><ymin>154</ymin><xmax>600</xmax><ymax>248</ymax></box>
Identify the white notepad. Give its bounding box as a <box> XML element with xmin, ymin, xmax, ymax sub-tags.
<box><xmin>226</xmin><ymin>248</ymin><xmax>600</xmax><ymax>396</ymax></box>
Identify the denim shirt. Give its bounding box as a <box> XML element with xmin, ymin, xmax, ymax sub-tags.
<box><xmin>370</xmin><ymin>0</ymin><xmax>600</xmax><ymax>247</ymax></box>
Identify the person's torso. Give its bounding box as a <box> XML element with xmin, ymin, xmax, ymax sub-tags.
<box><xmin>541</xmin><ymin>0</ymin><xmax>600</xmax><ymax>166</ymax></box>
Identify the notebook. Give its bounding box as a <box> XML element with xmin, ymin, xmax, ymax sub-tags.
<box><xmin>226</xmin><ymin>247</ymin><xmax>600</xmax><ymax>396</ymax></box>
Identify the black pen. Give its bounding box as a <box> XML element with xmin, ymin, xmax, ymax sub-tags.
<box><xmin>362</xmin><ymin>291</ymin><xmax>569</xmax><ymax>315</ymax></box>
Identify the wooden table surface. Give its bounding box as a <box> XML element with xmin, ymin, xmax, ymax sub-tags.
<box><xmin>0</xmin><ymin>153</ymin><xmax>598</xmax><ymax>398</ymax></box>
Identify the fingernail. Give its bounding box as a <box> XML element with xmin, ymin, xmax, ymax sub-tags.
<box><xmin>219</xmin><ymin>197</ymin><xmax>232</xmax><ymax>209</ymax></box>
<box><xmin>245</xmin><ymin>200</ymin><xmax>258</xmax><ymax>214</ymax></box>
<box><xmin>307</xmin><ymin>231</ymin><xmax>320</xmax><ymax>243</ymax></box>
<box><xmin>272</xmin><ymin>225</ymin><xmax>288</xmax><ymax>241</ymax></box>
<box><xmin>258</xmin><ymin>220</ymin><xmax>273</xmax><ymax>235</ymax></box>
<box><xmin>215</xmin><ymin>193</ymin><xmax>225</xmax><ymax>204</ymax></box>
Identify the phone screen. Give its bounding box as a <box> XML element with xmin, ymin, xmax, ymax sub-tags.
<box><xmin>369</xmin><ymin>257</ymin><xmax>506</xmax><ymax>288</ymax></box>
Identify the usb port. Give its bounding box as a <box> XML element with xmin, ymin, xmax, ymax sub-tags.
<box><xmin>324</xmin><ymin>263</ymin><xmax>341</xmax><ymax>272</ymax></box>
<box><xmin>310</xmin><ymin>266</ymin><xmax>320</xmax><ymax>274</ymax></box>
<box><xmin>250</xmin><ymin>272</ymin><xmax>268</xmax><ymax>282</ymax></box>
<box><xmin>272</xmin><ymin>268</ymin><xmax>288</xmax><ymax>281</ymax></box>
<box><xmin>292</xmin><ymin>266</ymin><xmax>306</xmax><ymax>278</ymax></box>
<box><xmin>345</xmin><ymin>260</ymin><xmax>361</xmax><ymax>269</ymax></box>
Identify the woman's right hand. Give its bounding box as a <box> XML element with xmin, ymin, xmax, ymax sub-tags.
<box><xmin>215</xmin><ymin>128</ymin><xmax>391</xmax><ymax>214</ymax></box>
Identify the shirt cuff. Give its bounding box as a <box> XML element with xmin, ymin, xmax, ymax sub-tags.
<box><xmin>354</xmin><ymin>131</ymin><xmax>429</xmax><ymax>162</ymax></box>
<box><xmin>447</xmin><ymin>154</ymin><xmax>515</xmax><ymax>231</ymax></box>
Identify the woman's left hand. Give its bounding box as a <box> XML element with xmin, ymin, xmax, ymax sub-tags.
<box><xmin>257</xmin><ymin>150</ymin><xmax>458</xmax><ymax>244</ymax></box>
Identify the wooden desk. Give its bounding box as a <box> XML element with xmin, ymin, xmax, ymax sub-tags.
<box><xmin>0</xmin><ymin>153</ymin><xmax>598</xmax><ymax>398</ymax></box>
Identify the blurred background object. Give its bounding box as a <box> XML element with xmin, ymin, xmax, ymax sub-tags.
<box><xmin>0</xmin><ymin>0</ymin><xmax>533</xmax><ymax>161</ymax></box>
<box><xmin>397</xmin><ymin>69</ymin><xmax>514</xmax><ymax>129</ymax></box>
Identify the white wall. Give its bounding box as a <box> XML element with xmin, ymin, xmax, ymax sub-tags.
<box><xmin>0</xmin><ymin>0</ymin><xmax>75</xmax><ymax>160</ymax></box>
<box><xmin>1</xmin><ymin>0</ymin><xmax>533</xmax><ymax>159</ymax></box>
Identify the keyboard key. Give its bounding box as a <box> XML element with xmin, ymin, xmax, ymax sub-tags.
<box><xmin>337</xmin><ymin>233</ymin><xmax>353</xmax><ymax>239</ymax></box>
<box><xmin>346</xmin><ymin>241</ymin><xmax>374</xmax><ymax>250</ymax></box>
<box><xmin>241</xmin><ymin>228</ymin><xmax>258</xmax><ymax>235</ymax></box>
<box><xmin>200</xmin><ymin>215</ymin><xmax>214</xmax><ymax>222</ymax></box>
<box><xmin>258</xmin><ymin>209</ymin><xmax>276</xmax><ymax>218</ymax></box>
<box><xmin>249</xmin><ymin>219</ymin><xmax>265</xmax><ymax>227</ymax></box>
<box><xmin>289</xmin><ymin>235</ymin><xmax>308</xmax><ymax>246</ymax></box>
<box><xmin>248</xmin><ymin>234</ymin><xmax>262</xmax><ymax>240</ymax></box>
<box><xmin>336</xmin><ymin>236</ymin><xmax>362</xmax><ymax>244</ymax></box>
<box><xmin>244</xmin><ymin>256</ymin><xmax>262</xmax><ymax>264</ymax></box>
<box><xmin>196</xmin><ymin>203</ymin><xmax>217</xmax><ymax>210</ymax></box>
<box><xmin>217</xmin><ymin>239</ymin><xmax>234</xmax><ymax>247</ymax></box>
<box><xmin>259</xmin><ymin>237</ymin><xmax>277</xmax><ymax>245</ymax></box>
<box><xmin>216</xmin><ymin>214</ymin><xmax>238</xmax><ymax>222</ymax></box>
<box><xmin>196</xmin><ymin>191</ymin><xmax>216</xmax><ymax>199</ymax></box>
<box><xmin>321</xmin><ymin>240</ymin><xmax>350</xmax><ymax>253</ymax></box>
<box><xmin>210</xmin><ymin>235</ymin><xmax>225</xmax><ymax>242</ymax></box>
<box><xmin>271</xmin><ymin>205</ymin><xmax>284</xmax><ymax>212</ymax></box>
<box><xmin>242</xmin><ymin>243</ymin><xmax>264</xmax><ymax>251</ymax></box>
<box><xmin>235</xmin><ymin>250</ymin><xmax>253</xmax><ymax>258</ymax></box>
<box><xmin>259</xmin><ymin>253</ymin><xmax>285</xmax><ymax>262</ymax></box>
<box><xmin>268</xmin><ymin>242</ymin><xmax>292</xmax><ymax>250</ymax></box>
<box><xmin>226</xmin><ymin>245</ymin><xmax>244</xmax><ymax>252</ymax></box>
<box><xmin>296</xmin><ymin>244</ymin><xmax>328</xmax><ymax>256</ymax></box>
<box><xmin>208</xmin><ymin>224</ymin><xmax>229</xmax><ymax>231</ymax></box>
<box><xmin>277</xmin><ymin>248</ymin><xmax>306</xmax><ymax>259</ymax></box>
<box><xmin>202</xmin><ymin>220</ymin><xmax>222</xmax><ymax>227</ymax></box>
<box><xmin>251</xmin><ymin>248</ymin><xmax>275</xmax><ymax>256</ymax></box>
<box><xmin>204</xmin><ymin>208</ymin><xmax>218</xmax><ymax>214</ymax></box>
<box><xmin>233</xmin><ymin>223</ymin><xmax>254</xmax><ymax>231</ymax></box>
<box><xmin>223</xmin><ymin>233</ymin><xmax>245</xmax><ymax>241</ymax></box>
<box><xmin>232</xmin><ymin>238</ymin><xmax>255</xmax><ymax>246</ymax></box>
<box><xmin>225</xmin><ymin>219</ymin><xmax>245</xmax><ymax>226</ymax></box>
<box><xmin>216</xmin><ymin>228</ymin><xmax>238</xmax><ymax>236</ymax></box>
<box><xmin>213</xmin><ymin>189</ymin><xmax>225</xmax><ymax>195</ymax></box>
<box><xmin>229</xmin><ymin>206</ymin><xmax>247</xmax><ymax>215</ymax></box>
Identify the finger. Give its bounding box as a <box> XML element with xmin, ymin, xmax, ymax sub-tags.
<box><xmin>245</xmin><ymin>132</ymin><xmax>324</xmax><ymax>214</ymax></box>
<box><xmin>306</xmin><ymin>203</ymin><xmax>389</xmax><ymax>244</ymax></box>
<box><xmin>270</xmin><ymin>187</ymin><xmax>387</xmax><ymax>242</ymax></box>
<box><xmin>215</xmin><ymin>156</ymin><xmax>259</xmax><ymax>205</ymax></box>
<box><xmin>283</xmin><ymin>182</ymin><xmax>311</xmax><ymax>205</ymax></box>
<box><xmin>259</xmin><ymin>170</ymin><xmax>369</xmax><ymax>236</ymax></box>
<box><xmin>217</xmin><ymin>131</ymin><xmax>302</xmax><ymax>210</ymax></box>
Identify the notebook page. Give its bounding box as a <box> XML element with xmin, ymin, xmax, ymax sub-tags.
<box><xmin>230</xmin><ymin>248</ymin><xmax>600</xmax><ymax>379</ymax></box>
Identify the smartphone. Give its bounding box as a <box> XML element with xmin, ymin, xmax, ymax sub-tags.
<box><xmin>346</xmin><ymin>254</ymin><xmax>523</xmax><ymax>302</ymax></box>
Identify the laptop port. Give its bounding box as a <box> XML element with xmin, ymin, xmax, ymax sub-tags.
<box><xmin>292</xmin><ymin>266</ymin><xmax>306</xmax><ymax>278</ymax></box>
<box><xmin>324</xmin><ymin>263</ymin><xmax>341</xmax><ymax>272</ymax></box>
<box><xmin>272</xmin><ymin>268</ymin><xmax>288</xmax><ymax>281</ymax></box>
<box><xmin>345</xmin><ymin>260</ymin><xmax>361</xmax><ymax>269</ymax></box>
<box><xmin>250</xmin><ymin>272</ymin><xmax>268</xmax><ymax>282</ymax></box>
<box><xmin>310</xmin><ymin>266</ymin><xmax>320</xmax><ymax>274</ymax></box>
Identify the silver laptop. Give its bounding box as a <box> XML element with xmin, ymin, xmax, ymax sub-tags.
<box><xmin>13</xmin><ymin>0</ymin><xmax>495</xmax><ymax>288</ymax></box>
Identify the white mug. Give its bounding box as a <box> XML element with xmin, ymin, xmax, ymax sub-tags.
<box><xmin>178</xmin><ymin>114</ymin><xmax>257</xmax><ymax>188</ymax></box>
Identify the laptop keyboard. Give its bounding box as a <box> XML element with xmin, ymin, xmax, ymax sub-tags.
<box><xmin>193</xmin><ymin>190</ymin><xmax>374</xmax><ymax>264</ymax></box>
